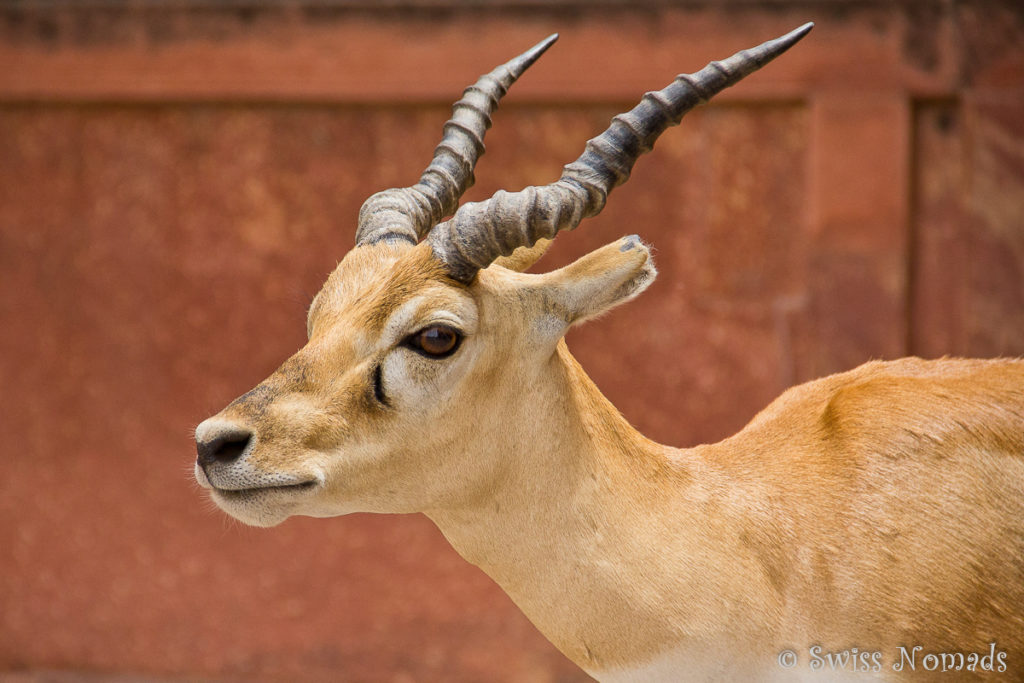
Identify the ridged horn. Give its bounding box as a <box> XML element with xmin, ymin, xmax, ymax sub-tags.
<box><xmin>428</xmin><ymin>22</ymin><xmax>814</xmax><ymax>283</ymax></box>
<box><xmin>355</xmin><ymin>34</ymin><xmax>559</xmax><ymax>246</ymax></box>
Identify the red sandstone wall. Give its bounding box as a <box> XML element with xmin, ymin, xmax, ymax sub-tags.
<box><xmin>1</xmin><ymin>3</ymin><xmax>1022</xmax><ymax>681</ymax></box>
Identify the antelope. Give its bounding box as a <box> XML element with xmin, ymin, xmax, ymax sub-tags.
<box><xmin>194</xmin><ymin>24</ymin><xmax>1024</xmax><ymax>682</ymax></box>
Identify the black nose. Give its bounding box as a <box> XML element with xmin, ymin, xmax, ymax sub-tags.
<box><xmin>196</xmin><ymin>429</ymin><xmax>253</xmax><ymax>469</ymax></box>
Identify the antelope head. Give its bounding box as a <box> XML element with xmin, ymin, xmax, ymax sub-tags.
<box><xmin>195</xmin><ymin>25</ymin><xmax>813</xmax><ymax>528</ymax></box>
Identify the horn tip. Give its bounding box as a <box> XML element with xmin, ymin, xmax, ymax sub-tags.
<box><xmin>535</xmin><ymin>33</ymin><xmax>560</xmax><ymax>52</ymax></box>
<box><xmin>794</xmin><ymin>22</ymin><xmax>815</xmax><ymax>37</ymax></box>
<box><xmin>781</xmin><ymin>22</ymin><xmax>815</xmax><ymax>45</ymax></box>
<box><xmin>517</xmin><ymin>33</ymin><xmax>559</xmax><ymax>71</ymax></box>
<box><xmin>749</xmin><ymin>21</ymin><xmax>813</xmax><ymax>65</ymax></box>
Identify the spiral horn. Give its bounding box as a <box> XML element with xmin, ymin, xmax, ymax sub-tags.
<box><xmin>427</xmin><ymin>23</ymin><xmax>814</xmax><ymax>282</ymax></box>
<box><xmin>355</xmin><ymin>34</ymin><xmax>559</xmax><ymax>246</ymax></box>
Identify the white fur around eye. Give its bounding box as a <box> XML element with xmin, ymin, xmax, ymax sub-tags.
<box><xmin>379</xmin><ymin>337</ymin><xmax>474</xmax><ymax>414</ymax></box>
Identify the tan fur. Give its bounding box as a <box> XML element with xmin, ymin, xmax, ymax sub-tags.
<box><xmin>491</xmin><ymin>237</ymin><xmax>553</xmax><ymax>272</ymax></box>
<box><xmin>196</xmin><ymin>235</ymin><xmax>1024</xmax><ymax>681</ymax></box>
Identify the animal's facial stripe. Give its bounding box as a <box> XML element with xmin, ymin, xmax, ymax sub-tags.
<box><xmin>372</xmin><ymin>363</ymin><xmax>389</xmax><ymax>406</ymax></box>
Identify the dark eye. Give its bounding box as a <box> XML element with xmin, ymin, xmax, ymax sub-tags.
<box><xmin>404</xmin><ymin>325</ymin><xmax>462</xmax><ymax>358</ymax></box>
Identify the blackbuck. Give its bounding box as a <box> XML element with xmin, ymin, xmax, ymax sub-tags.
<box><xmin>195</xmin><ymin>24</ymin><xmax>1024</xmax><ymax>681</ymax></box>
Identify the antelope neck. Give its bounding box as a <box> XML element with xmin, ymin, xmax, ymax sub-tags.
<box><xmin>425</xmin><ymin>342</ymin><xmax>714</xmax><ymax>672</ymax></box>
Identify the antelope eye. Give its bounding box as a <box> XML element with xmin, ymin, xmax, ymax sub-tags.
<box><xmin>405</xmin><ymin>325</ymin><xmax>462</xmax><ymax>358</ymax></box>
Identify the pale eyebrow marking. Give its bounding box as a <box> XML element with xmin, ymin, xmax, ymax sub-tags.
<box><xmin>381</xmin><ymin>296</ymin><xmax>429</xmax><ymax>347</ymax></box>
<box><xmin>380</xmin><ymin>295</ymin><xmax>470</xmax><ymax>348</ymax></box>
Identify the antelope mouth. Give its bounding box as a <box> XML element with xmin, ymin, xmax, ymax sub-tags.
<box><xmin>200</xmin><ymin>475</ymin><xmax>323</xmax><ymax>527</ymax></box>
<box><xmin>212</xmin><ymin>480</ymin><xmax>319</xmax><ymax>500</ymax></box>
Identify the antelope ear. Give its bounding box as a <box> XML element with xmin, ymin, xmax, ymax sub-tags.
<box><xmin>536</xmin><ymin>235</ymin><xmax>657</xmax><ymax>328</ymax></box>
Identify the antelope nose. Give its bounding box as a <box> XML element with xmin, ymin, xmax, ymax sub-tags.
<box><xmin>196</xmin><ymin>427</ymin><xmax>253</xmax><ymax>469</ymax></box>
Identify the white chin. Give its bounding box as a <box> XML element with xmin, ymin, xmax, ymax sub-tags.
<box><xmin>209</xmin><ymin>489</ymin><xmax>293</xmax><ymax>527</ymax></box>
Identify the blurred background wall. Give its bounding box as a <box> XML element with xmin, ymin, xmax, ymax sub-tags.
<box><xmin>1</xmin><ymin>1</ymin><xmax>1022</xmax><ymax>681</ymax></box>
